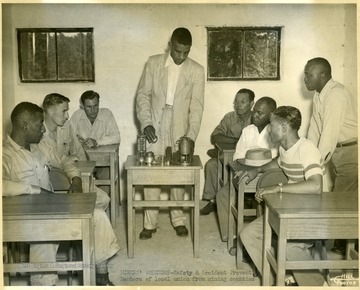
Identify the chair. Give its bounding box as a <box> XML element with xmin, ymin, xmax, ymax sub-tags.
<box><xmin>49</xmin><ymin>167</ymin><xmax>71</xmax><ymax>193</ymax></box>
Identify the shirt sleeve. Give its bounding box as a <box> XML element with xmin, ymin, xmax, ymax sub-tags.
<box><xmin>233</xmin><ymin>133</ymin><xmax>247</xmax><ymax>160</ymax></box>
<box><xmin>97</xmin><ymin>110</ymin><xmax>121</xmax><ymax>146</ymax></box>
<box><xmin>211</xmin><ymin>113</ymin><xmax>232</xmax><ymax>137</ymax></box>
<box><xmin>318</xmin><ymin>87</ymin><xmax>347</xmax><ymax>163</ymax></box>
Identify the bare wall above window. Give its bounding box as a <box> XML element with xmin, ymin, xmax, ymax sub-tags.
<box><xmin>207</xmin><ymin>26</ymin><xmax>282</xmax><ymax>81</ymax></box>
<box><xmin>17</xmin><ymin>28</ymin><xmax>94</xmax><ymax>83</ymax></box>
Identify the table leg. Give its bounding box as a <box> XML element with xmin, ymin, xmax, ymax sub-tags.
<box><xmin>127</xmin><ymin>172</ymin><xmax>134</xmax><ymax>258</ymax></box>
<box><xmin>194</xmin><ymin>170</ymin><xmax>200</xmax><ymax>258</ymax></box>
<box><xmin>227</xmin><ymin>170</ymin><xmax>235</xmax><ymax>253</ymax></box>
<box><xmin>110</xmin><ymin>154</ymin><xmax>116</xmax><ymax>228</ymax></box>
<box><xmin>236</xmin><ymin>178</ymin><xmax>245</xmax><ymax>269</ymax></box>
<box><xmin>82</xmin><ymin>216</ymin><xmax>95</xmax><ymax>285</ymax></box>
<box><xmin>262</xmin><ymin>205</ymin><xmax>271</xmax><ymax>286</ymax></box>
<box><xmin>276</xmin><ymin>221</ymin><xmax>287</xmax><ymax>286</ymax></box>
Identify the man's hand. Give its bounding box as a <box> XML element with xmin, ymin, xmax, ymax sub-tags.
<box><xmin>234</xmin><ymin>168</ymin><xmax>259</xmax><ymax>185</ymax></box>
<box><xmin>69</xmin><ymin>177</ymin><xmax>83</xmax><ymax>193</ymax></box>
<box><xmin>83</xmin><ymin>138</ymin><xmax>98</xmax><ymax>148</ymax></box>
<box><xmin>144</xmin><ymin>125</ymin><xmax>158</xmax><ymax>143</ymax></box>
<box><xmin>255</xmin><ymin>185</ymin><xmax>279</xmax><ymax>203</ymax></box>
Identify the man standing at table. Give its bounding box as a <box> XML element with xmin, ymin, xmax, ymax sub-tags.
<box><xmin>200</xmin><ymin>88</ymin><xmax>254</xmax><ymax>216</ymax></box>
<box><xmin>41</xmin><ymin>93</ymin><xmax>110</xmax><ymax>210</ymax></box>
<box><xmin>136</xmin><ymin>27</ymin><xmax>205</xmax><ymax>239</ymax></box>
<box><xmin>3</xmin><ymin>102</ymin><xmax>120</xmax><ymax>286</ymax></box>
<box><xmin>69</xmin><ymin>90</ymin><xmax>120</xmax><ymax>161</ymax></box>
<box><xmin>304</xmin><ymin>57</ymin><xmax>358</xmax><ymax>255</ymax></box>
<box><xmin>238</xmin><ymin>106</ymin><xmax>326</xmax><ymax>286</ymax></box>
<box><xmin>216</xmin><ymin>96</ymin><xmax>278</xmax><ymax>244</ymax></box>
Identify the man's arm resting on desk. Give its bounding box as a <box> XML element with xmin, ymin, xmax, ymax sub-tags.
<box><xmin>255</xmin><ymin>174</ymin><xmax>323</xmax><ymax>202</ymax></box>
<box><xmin>2</xmin><ymin>181</ymin><xmax>53</xmax><ymax>196</ymax></box>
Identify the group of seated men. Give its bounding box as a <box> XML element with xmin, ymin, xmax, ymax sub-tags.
<box><xmin>200</xmin><ymin>57</ymin><xmax>357</xmax><ymax>286</ymax></box>
<box><xmin>3</xmin><ymin>56</ymin><xmax>358</xmax><ymax>287</ymax></box>
<box><xmin>3</xmin><ymin>91</ymin><xmax>120</xmax><ymax>286</ymax></box>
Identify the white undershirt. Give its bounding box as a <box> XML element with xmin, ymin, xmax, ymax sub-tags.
<box><xmin>165</xmin><ymin>55</ymin><xmax>182</xmax><ymax>106</ymax></box>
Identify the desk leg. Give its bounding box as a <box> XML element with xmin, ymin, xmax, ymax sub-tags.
<box><xmin>127</xmin><ymin>172</ymin><xmax>134</xmax><ymax>258</ymax></box>
<box><xmin>276</xmin><ymin>220</ymin><xmax>287</xmax><ymax>286</ymax></box>
<box><xmin>236</xmin><ymin>178</ymin><xmax>245</xmax><ymax>269</ymax></box>
<box><xmin>194</xmin><ymin>169</ymin><xmax>200</xmax><ymax>258</ymax></box>
<box><xmin>227</xmin><ymin>170</ymin><xmax>234</xmax><ymax>253</ymax></box>
<box><xmin>110</xmin><ymin>154</ymin><xmax>116</xmax><ymax>228</ymax></box>
<box><xmin>82</xmin><ymin>216</ymin><xmax>95</xmax><ymax>285</ymax></box>
<box><xmin>262</xmin><ymin>205</ymin><xmax>271</xmax><ymax>286</ymax></box>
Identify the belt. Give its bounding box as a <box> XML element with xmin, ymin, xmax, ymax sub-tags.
<box><xmin>336</xmin><ymin>140</ymin><xmax>358</xmax><ymax>148</ymax></box>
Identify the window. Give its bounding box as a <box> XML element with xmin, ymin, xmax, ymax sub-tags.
<box><xmin>207</xmin><ymin>27</ymin><xmax>281</xmax><ymax>81</ymax></box>
<box><xmin>17</xmin><ymin>28</ymin><xmax>94</xmax><ymax>82</ymax></box>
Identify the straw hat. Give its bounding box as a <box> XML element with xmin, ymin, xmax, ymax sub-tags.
<box><xmin>237</xmin><ymin>148</ymin><xmax>272</xmax><ymax>167</ymax></box>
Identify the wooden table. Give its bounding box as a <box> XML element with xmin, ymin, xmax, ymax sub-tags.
<box><xmin>85</xmin><ymin>144</ymin><xmax>120</xmax><ymax>227</ymax></box>
<box><xmin>75</xmin><ymin>161</ymin><xmax>96</xmax><ymax>192</ymax></box>
<box><xmin>125</xmin><ymin>155</ymin><xmax>202</xmax><ymax>258</ymax></box>
<box><xmin>228</xmin><ymin>160</ymin><xmax>259</xmax><ymax>268</ymax></box>
<box><xmin>215</xmin><ymin>143</ymin><xmax>235</xmax><ymax>191</ymax></box>
<box><xmin>3</xmin><ymin>193</ymin><xmax>97</xmax><ymax>285</ymax></box>
<box><xmin>262</xmin><ymin>191</ymin><xmax>359</xmax><ymax>286</ymax></box>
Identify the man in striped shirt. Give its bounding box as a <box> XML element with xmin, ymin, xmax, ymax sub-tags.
<box><xmin>238</xmin><ymin>106</ymin><xmax>326</xmax><ymax>286</ymax></box>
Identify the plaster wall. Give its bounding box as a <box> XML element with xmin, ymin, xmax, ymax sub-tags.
<box><xmin>2</xmin><ymin>3</ymin><xmax>357</xmax><ymax>200</ymax></box>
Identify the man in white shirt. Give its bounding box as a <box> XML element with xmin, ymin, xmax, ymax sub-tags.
<box><xmin>69</xmin><ymin>90</ymin><xmax>120</xmax><ymax>161</ymax></box>
<box><xmin>216</xmin><ymin>97</ymin><xmax>278</xmax><ymax>245</ymax></box>
<box><xmin>304</xmin><ymin>57</ymin><xmax>358</xmax><ymax>255</ymax></box>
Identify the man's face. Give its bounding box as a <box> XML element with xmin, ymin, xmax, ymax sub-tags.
<box><xmin>26</xmin><ymin>111</ymin><xmax>46</xmax><ymax>144</ymax></box>
<box><xmin>48</xmin><ymin>102</ymin><xmax>69</xmax><ymax>127</ymax></box>
<box><xmin>252</xmin><ymin>102</ymin><xmax>272</xmax><ymax>129</ymax></box>
<box><xmin>234</xmin><ymin>93</ymin><xmax>253</xmax><ymax>116</ymax></box>
<box><xmin>268</xmin><ymin>115</ymin><xmax>284</xmax><ymax>143</ymax></box>
<box><xmin>83</xmin><ymin>97</ymin><xmax>99</xmax><ymax>122</ymax></box>
<box><xmin>304</xmin><ymin>63</ymin><xmax>322</xmax><ymax>92</ymax></box>
<box><xmin>170</xmin><ymin>40</ymin><xmax>191</xmax><ymax>65</ymax></box>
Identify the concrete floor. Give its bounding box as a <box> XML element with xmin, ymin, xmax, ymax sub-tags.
<box><xmin>108</xmin><ymin>200</ymin><xmax>261</xmax><ymax>287</ymax></box>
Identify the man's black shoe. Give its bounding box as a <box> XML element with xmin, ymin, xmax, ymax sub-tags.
<box><xmin>200</xmin><ymin>202</ymin><xmax>216</xmax><ymax>215</ymax></box>
<box><xmin>139</xmin><ymin>228</ymin><xmax>156</xmax><ymax>240</ymax></box>
<box><xmin>174</xmin><ymin>225</ymin><xmax>189</xmax><ymax>237</ymax></box>
<box><xmin>96</xmin><ymin>273</ymin><xmax>115</xmax><ymax>286</ymax></box>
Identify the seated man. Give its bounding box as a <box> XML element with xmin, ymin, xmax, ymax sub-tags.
<box><xmin>41</xmin><ymin>93</ymin><xmax>110</xmax><ymax>210</ymax></box>
<box><xmin>238</xmin><ymin>106</ymin><xmax>326</xmax><ymax>286</ymax></box>
<box><xmin>3</xmin><ymin>102</ymin><xmax>119</xmax><ymax>286</ymax></box>
<box><xmin>200</xmin><ymin>88</ymin><xmax>254</xmax><ymax>215</ymax></box>
<box><xmin>216</xmin><ymin>97</ymin><xmax>278</xmax><ymax>245</ymax></box>
<box><xmin>69</xmin><ymin>90</ymin><xmax>120</xmax><ymax>161</ymax></box>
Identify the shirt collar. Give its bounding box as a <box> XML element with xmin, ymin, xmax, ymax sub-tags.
<box><xmin>165</xmin><ymin>53</ymin><xmax>183</xmax><ymax>69</ymax></box>
<box><xmin>317</xmin><ymin>78</ymin><xmax>335</xmax><ymax>103</ymax></box>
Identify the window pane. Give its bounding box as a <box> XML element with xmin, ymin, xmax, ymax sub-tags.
<box><xmin>243</xmin><ymin>30</ymin><xmax>279</xmax><ymax>79</ymax></box>
<box><xmin>19</xmin><ymin>32</ymin><xmax>56</xmax><ymax>81</ymax></box>
<box><xmin>57</xmin><ymin>32</ymin><xmax>94</xmax><ymax>81</ymax></box>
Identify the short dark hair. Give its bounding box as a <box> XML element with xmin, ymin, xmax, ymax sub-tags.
<box><xmin>11</xmin><ymin>102</ymin><xmax>43</xmax><ymax>126</ymax></box>
<box><xmin>171</xmin><ymin>27</ymin><xmax>192</xmax><ymax>46</ymax></box>
<box><xmin>307</xmin><ymin>57</ymin><xmax>332</xmax><ymax>76</ymax></box>
<box><xmin>80</xmin><ymin>90</ymin><xmax>100</xmax><ymax>104</ymax></box>
<box><xmin>272</xmin><ymin>106</ymin><xmax>302</xmax><ymax>130</ymax></box>
<box><xmin>236</xmin><ymin>88</ymin><xmax>255</xmax><ymax>102</ymax></box>
<box><xmin>43</xmin><ymin>93</ymin><xmax>70</xmax><ymax>110</ymax></box>
<box><xmin>256</xmin><ymin>96</ymin><xmax>277</xmax><ymax>112</ymax></box>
